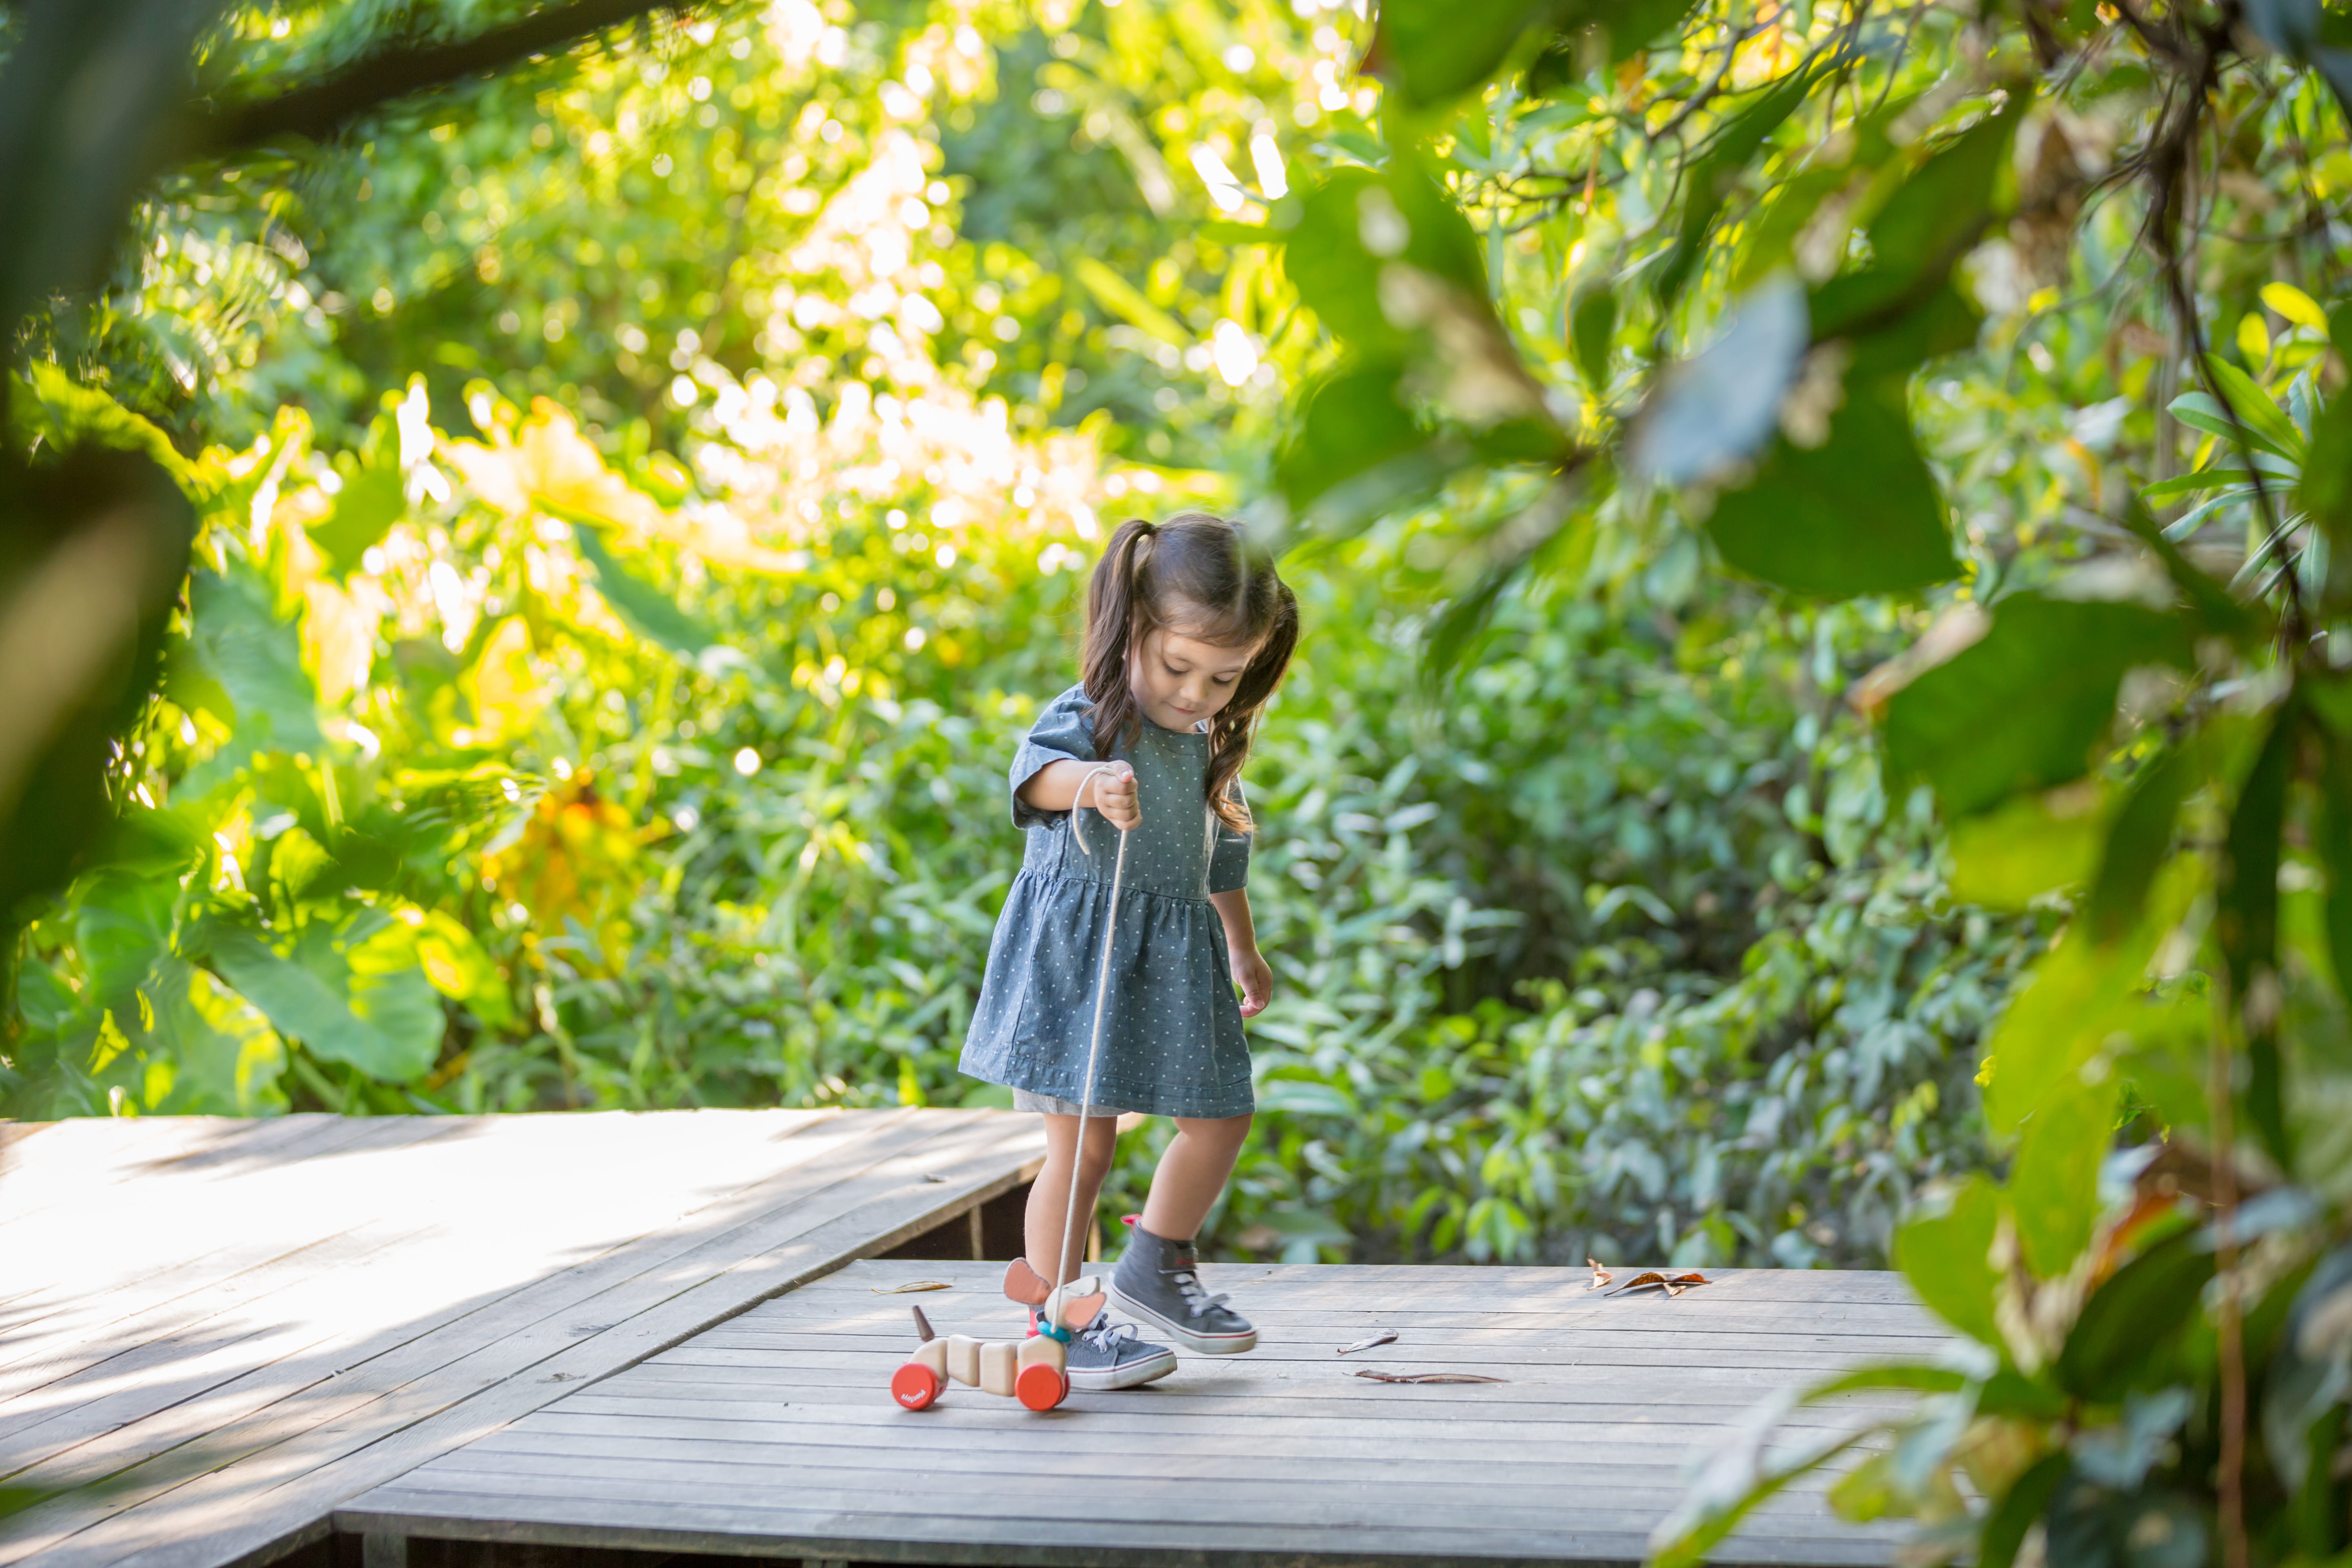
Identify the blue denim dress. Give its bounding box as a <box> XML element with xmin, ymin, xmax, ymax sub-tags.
<box><xmin>959</xmin><ymin>685</ymin><xmax>1255</xmax><ymax>1119</ymax></box>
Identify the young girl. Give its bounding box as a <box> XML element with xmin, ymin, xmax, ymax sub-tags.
<box><xmin>960</xmin><ymin>512</ymin><xmax>1298</xmax><ymax>1390</ymax></box>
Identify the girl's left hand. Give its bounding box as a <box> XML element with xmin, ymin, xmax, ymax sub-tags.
<box><xmin>1232</xmin><ymin>947</ymin><xmax>1273</xmax><ymax>1018</ymax></box>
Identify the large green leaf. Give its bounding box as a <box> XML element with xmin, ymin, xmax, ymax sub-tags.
<box><xmin>2007</xmin><ymin>1075</ymin><xmax>2114</xmax><ymax>1278</ymax></box>
<box><xmin>1569</xmin><ymin>284</ymin><xmax>1615</xmax><ymax>390</ymax></box>
<box><xmin>1807</xmin><ymin>96</ymin><xmax>2026</xmax><ymax>343</ymax></box>
<box><xmin>1523</xmin><ymin>0</ymin><xmax>1704</xmax><ymax>83</ymax></box>
<box><xmin>2299</xmin><ymin>383</ymin><xmax>2352</xmax><ymax>562</ymax></box>
<box><xmin>208</xmin><ymin>909</ymin><xmax>444</xmax><ymax>1082</ymax></box>
<box><xmin>2222</xmin><ymin>699</ymin><xmax>2296</xmax><ymax>1167</ymax></box>
<box><xmin>142</xmin><ymin>958</ymin><xmax>289</xmax><ymax>1115</ymax></box>
<box><xmin>1367</xmin><ymin>0</ymin><xmax>1550</xmax><ymax>111</ymax></box>
<box><xmin>1891</xmin><ymin>1174</ymin><xmax>2002</xmax><ymax>1347</ymax></box>
<box><xmin>1978</xmin><ymin>1454</ymin><xmax>2071</xmax><ymax>1568</ymax></box>
<box><xmin>173</xmin><ymin>564</ymin><xmax>325</xmax><ymax>753</ymax></box>
<box><xmin>73</xmin><ymin>864</ymin><xmax>180</xmax><ymax>1011</ymax></box>
<box><xmin>2083</xmin><ymin>745</ymin><xmax>2194</xmax><ymax>942</ymax></box>
<box><xmin>2199</xmin><ymin>357</ymin><xmax>2305</xmax><ymax>460</ymax></box>
<box><xmin>1865</xmin><ymin>98</ymin><xmax>2025</xmax><ymax>285</ymax></box>
<box><xmin>1702</xmin><ymin>374</ymin><xmax>1958</xmax><ymax>600</ymax></box>
<box><xmin>570</xmin><ymin>523</ymin><xmax>725</xmax><ymax>660</ymax></box>
<box><xmin>1947</xmin><ymin>785</ymin><xmax>2106</xmax><ymax>909</ymax></box>
<box><xmin>308</xmin><ymin>459</ymin><xmax>405</xmax><ymax>579</ymax></box>
<box><xmin>1282</xmin><ymin>166</ymin><xmax>1489</xmax><ymax>355</ymax></box>
<box><xmin>2056</xmin><ymin>1220</ymin><xmax>2214</xmax><ymax>1402</ymax></box>
<box><xmin>1883</xmin><ymin>593</ymin><xmax>2194</xmax><ymax>820</ymax></box>
<box><xmin>2316</xmin><ymin>719</ymin><xmax>2352</xmax><ymax>1001</ymax></box>
<box><xmin>1276</xmin><ymin>359</ymin><xmax>1424</xmax><ymax>511</ymax></box>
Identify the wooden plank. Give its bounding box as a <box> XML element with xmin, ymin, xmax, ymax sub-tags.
<box><xmin>597</xmin><ymin>1363</ymin><xmax>1900</xmax><ymax>1420</ymax></box>
<box><xmin>535</xmin><ymin>1396</ymin><xmax>1907</xmax><ymax>1452</ymax></box>
<box><xmin>1</xmin><ymin>1115</ymin><xmax>846</xmax><ymax>1477</ymax></box>
<box><xmin>699</xmin><ymin>1312</ymin><xmax>1946</xmax><ymax>1352</ymax></box>
<box><xmin>0</xmin><ymin>1118</ymin><xmax>458</xmax><ymax>1365</ymax></box>
<box><xmin>337</xmin><ymin>1256</ymin><xmax>1939</xmax><ymax>1568</ymax></box>
<box><xmin>0</xmin><ymin>1110</ymin><xmax>1042</xmax><ymax>1568</ymax></box>
<box><xmin>428</xmin><ymin>1423</ymin><xmax>1870</xmax><ymax>1494</ymax></box>
<box><xmin>7</xmin><ymin>1111</ymin><xmax>1043</xmax><ymax>1568</ymax></box>
<box><xmin>0</xmin><ymin>1107</ymin><xmax>943</xmax><ymax>1530</ymax></box>
<box><xmin>773</xmin><ymin>1260</ymin><xmax>1927</xmax><ymax>1307</ymax></box>
<box><xmin>544</xmin><ymin>1390</ymin><xmax>1894</xmax><ymax>1448</ymax></box>
<box><xmin>335</xmin><ymin>1488</ymin><xmax>1895</xmax><ymax>1567</ymax></box>
<box><xmin>0</xmin><ymin>1109</ymin><xmax>874</xmax><ymax>1450</ymax></box>
<box><xmin>356</xmin><ymin>1458</ymin><xmax>1844</xmax><ymax>1534</ymax></box>
<box><xmin>657</xmin><ymin>1335</ymin><xmax>1936</xmax><ymax>1375</ymax></box>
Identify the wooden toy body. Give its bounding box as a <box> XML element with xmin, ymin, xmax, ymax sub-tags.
<box><xmin>888</xmin><ymin>1262</ymin><xmax>1098</xmax><ymax>1413</ymax></box>
<box><xmin>893</xmin><ymin>1328</ymin><xmax>1066</xmax><ymax>1411</ymax></box>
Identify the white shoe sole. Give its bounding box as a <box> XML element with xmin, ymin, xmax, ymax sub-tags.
<box><xmin>1067</xmin><ymin>1346</ymin><xmax>1180</xmax><ymax>1390</ymax></box>
<box><xmin>1109</xmin><ymin>1283</ymin><xmax>1258</xmax><ymax>1355</ymax></box>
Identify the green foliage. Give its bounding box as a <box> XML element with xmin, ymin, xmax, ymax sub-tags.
<box><xmin>4</xmin><ymin>0</ymin><xmax>2042</xmax><ymax>1292</ymax></box>
<box><xmin>1238</xmin><ymin>0</ymin><xmax>2352</xmax><ymax>1557</ymax></box>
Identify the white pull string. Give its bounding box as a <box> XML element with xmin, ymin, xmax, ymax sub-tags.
<box><xmin>1054</xmin><ymin>764</ymin><xmax>1129</xmax><ymax>1300</ymax></box>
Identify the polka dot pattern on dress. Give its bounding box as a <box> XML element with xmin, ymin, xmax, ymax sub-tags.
<box><xmin>960</xmin><ymin>684</ymin><xmax>1254</xmax><ymax>1120</ymax></box>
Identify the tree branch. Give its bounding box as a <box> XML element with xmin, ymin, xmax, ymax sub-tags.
<box><xmin>178</xmin><ymin>0</ymin><xmax>703</xmax><ymax>158</ymax></box>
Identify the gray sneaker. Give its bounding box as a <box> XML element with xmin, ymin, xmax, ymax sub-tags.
<box><xmin>1109</xmin><ymin>1225</ymin><xmax>1258</xmax><ymax>1354</ymax></box>
<box><xmin>1057</xmin><ymin>1309</ymin><xmax>1178</xmax><ymax>1390</ymax></box>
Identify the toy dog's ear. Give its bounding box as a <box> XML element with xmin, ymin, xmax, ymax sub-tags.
<box><xmin>1058</xmin><ymin>1290</ymin><xmax>1105</xmax><ymax>1330</ymax></box>
<box><xmin>1001</xmin><ymin>1258</ymin><xmax>1051</xmax><ymax>1306</ymax></box>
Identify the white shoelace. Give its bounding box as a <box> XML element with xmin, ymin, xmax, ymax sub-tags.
<box><xmin>1078</xmin><ymin>1315</ymin><xmax>1145</xmax><ymax>1352</ymax></box>
<box><xmin>1170</xmin><ymin>1267</ymin><xmax>1231</xmax><ymax>1319</ymax></box>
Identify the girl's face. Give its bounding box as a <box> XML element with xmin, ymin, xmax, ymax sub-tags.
<box><xmin>1131</xmin><ymin>623</ymin><xmax>1262</xmax><ymax>732</ymax></box>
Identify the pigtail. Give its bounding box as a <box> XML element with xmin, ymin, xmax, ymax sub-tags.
<box><xmin>1081</xmin><ymin>518</ymin><xmax>1158</xmax><ymax>759</ymax></box>
<box><xmin>1203</xmin><ymin>570</ymin><xmax>1298</xmax><ymax>832</ymax></box>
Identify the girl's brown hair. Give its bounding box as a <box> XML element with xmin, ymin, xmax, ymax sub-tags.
<box><xmin>1080</xmin><ymin>512</ymin><xmax>1298</xmax><ymax>831</ymax></box>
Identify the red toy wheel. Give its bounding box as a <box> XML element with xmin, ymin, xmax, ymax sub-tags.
<box><xmin>891</xmin><ymin>1362</ymin><xmax>943</xmax><ymax>1410</ymax></box>
<box><xmin>1015</xmin><ymin>1361</ymin><xmax>1068</xmax><ymax>1411</ymax></box>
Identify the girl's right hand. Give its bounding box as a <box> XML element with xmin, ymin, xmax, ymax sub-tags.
<box><xmin>1087</xmin><ymin>763</ymin><xmax>1140</xmax><ymax>831</ymax></box>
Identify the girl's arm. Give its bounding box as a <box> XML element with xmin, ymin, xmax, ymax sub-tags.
<box><xmin>1016</xmin><ymin>759</ymin><xmax>1139</xmax><ymax>829</ymax></box>
<box><xmin>1211</xmin><ymin>889</ymin><xmax>1272</xmax><ymax>1017</ymax></box>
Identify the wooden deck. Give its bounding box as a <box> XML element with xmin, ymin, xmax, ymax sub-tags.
<box><xmin>341</xmin><ymin>1258</ymin><xmax>1948</xmax><ymax>1568</ymax></box>
<box><xmin>0</xmin><ymin>1109</ymin><xmax>1046</xmax><ymax>1568</ymax></box>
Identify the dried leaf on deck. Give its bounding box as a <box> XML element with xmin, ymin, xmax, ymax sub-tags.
<box><xmin>1353</xmin><ymin>1369</ymin><xmax>1507</xmax><ymax>1384</ymax></box>
<box><xmin>1586</xmin><ymin>1257</ymin><xmax>1613</xmax><ymax>1289</ymax></box>
<box><xmin>1337</xmin><ymin>1331</ymin><xmax>1398</xmax><ymax>1356</ymax></box>
<box><xmin>873</xmin><ymin>1280</ymin><xmax>952</xmax><ymax>1294</ymax></box>
<box><xmin>1606</xmin><ymin>1270</ymin><xmax>1710</xmax><ymax>1296</ymax></box>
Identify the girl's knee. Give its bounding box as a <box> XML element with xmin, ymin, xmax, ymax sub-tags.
<box><xmin>1177</xmin><ymin>1112</ymin><xmax>1252</xmax><ymax>1147</ymax></box>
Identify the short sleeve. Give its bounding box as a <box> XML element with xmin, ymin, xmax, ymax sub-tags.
<box><xmin>1207</xmin><ymin>781</ymin><xmax>1252</xmax><ymax>894</ymax></box>
<box><xmin>1009</xmin><ymin>686</ymin><xmax>1098</xmax><ymax>829</ymax></box>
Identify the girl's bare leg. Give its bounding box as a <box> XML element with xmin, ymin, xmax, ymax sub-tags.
<box><xmin>1140</xmin><ymin>1114</ymin><xmax>1252</xmax><ymax>1241</ymax></box>
<box><xmin>1024</xmin><ymin>1112</ymin><xmax>1121</xmax><ymax>1286</ymax></box>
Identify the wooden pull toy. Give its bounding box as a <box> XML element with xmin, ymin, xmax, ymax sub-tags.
<box><xmin>897</xmin><ymin>788</ymin><xmax>1132</xmax><ymax>1415</ymax></box>
<box><xmin>889</xmin><ymin>1259</ymin><xmax>1105</xmax><ymax>1413</ymax></box>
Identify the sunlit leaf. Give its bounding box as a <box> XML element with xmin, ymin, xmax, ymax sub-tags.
<box><xmin>1702</xmin><ymin>374</ymin><xmax>1957</xmax><ymax>599</ymax></box>
<box><xmin>2221</xmin><ymin>699</ymin><xmax>2296</xmax><ymax>1166</ymax></box>
<box><xmin>1947</xmin><ymin>783</ymin><xmax>2105</xmax><ymax>909</ymax></box>
<box><xmin>1892</xmin><ymin>1175</ymin><xmax>2002</xmax><ymax>1348</ymax></box>
<box><xmin>1883</xmin><ymin>594</ymin><xmax>2193</xmax><ymax>819</ymax></box>
<box><xmin>2008</xmin><ymin>1075</ymin><xmax>2115</xmax><ymax>1278</ymax></box>
<box><xmin>2083</xmin><ymin>744</ymin><xmax>2194</xmax><ymax>943</ymax></box>
<box><xmin>208</xmin><ymin>909</ymin><xmax>444</xmax><ymax>1083</ymax></box>
<box><xmin>307</xmin><ymin>461</ymin><xmax>405</xmax><ymax>578</ymax></box>
<box><xmin>571</xmin><ymin>523</ymin><xmax>726</xmax><ymax>660</ymax></box>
